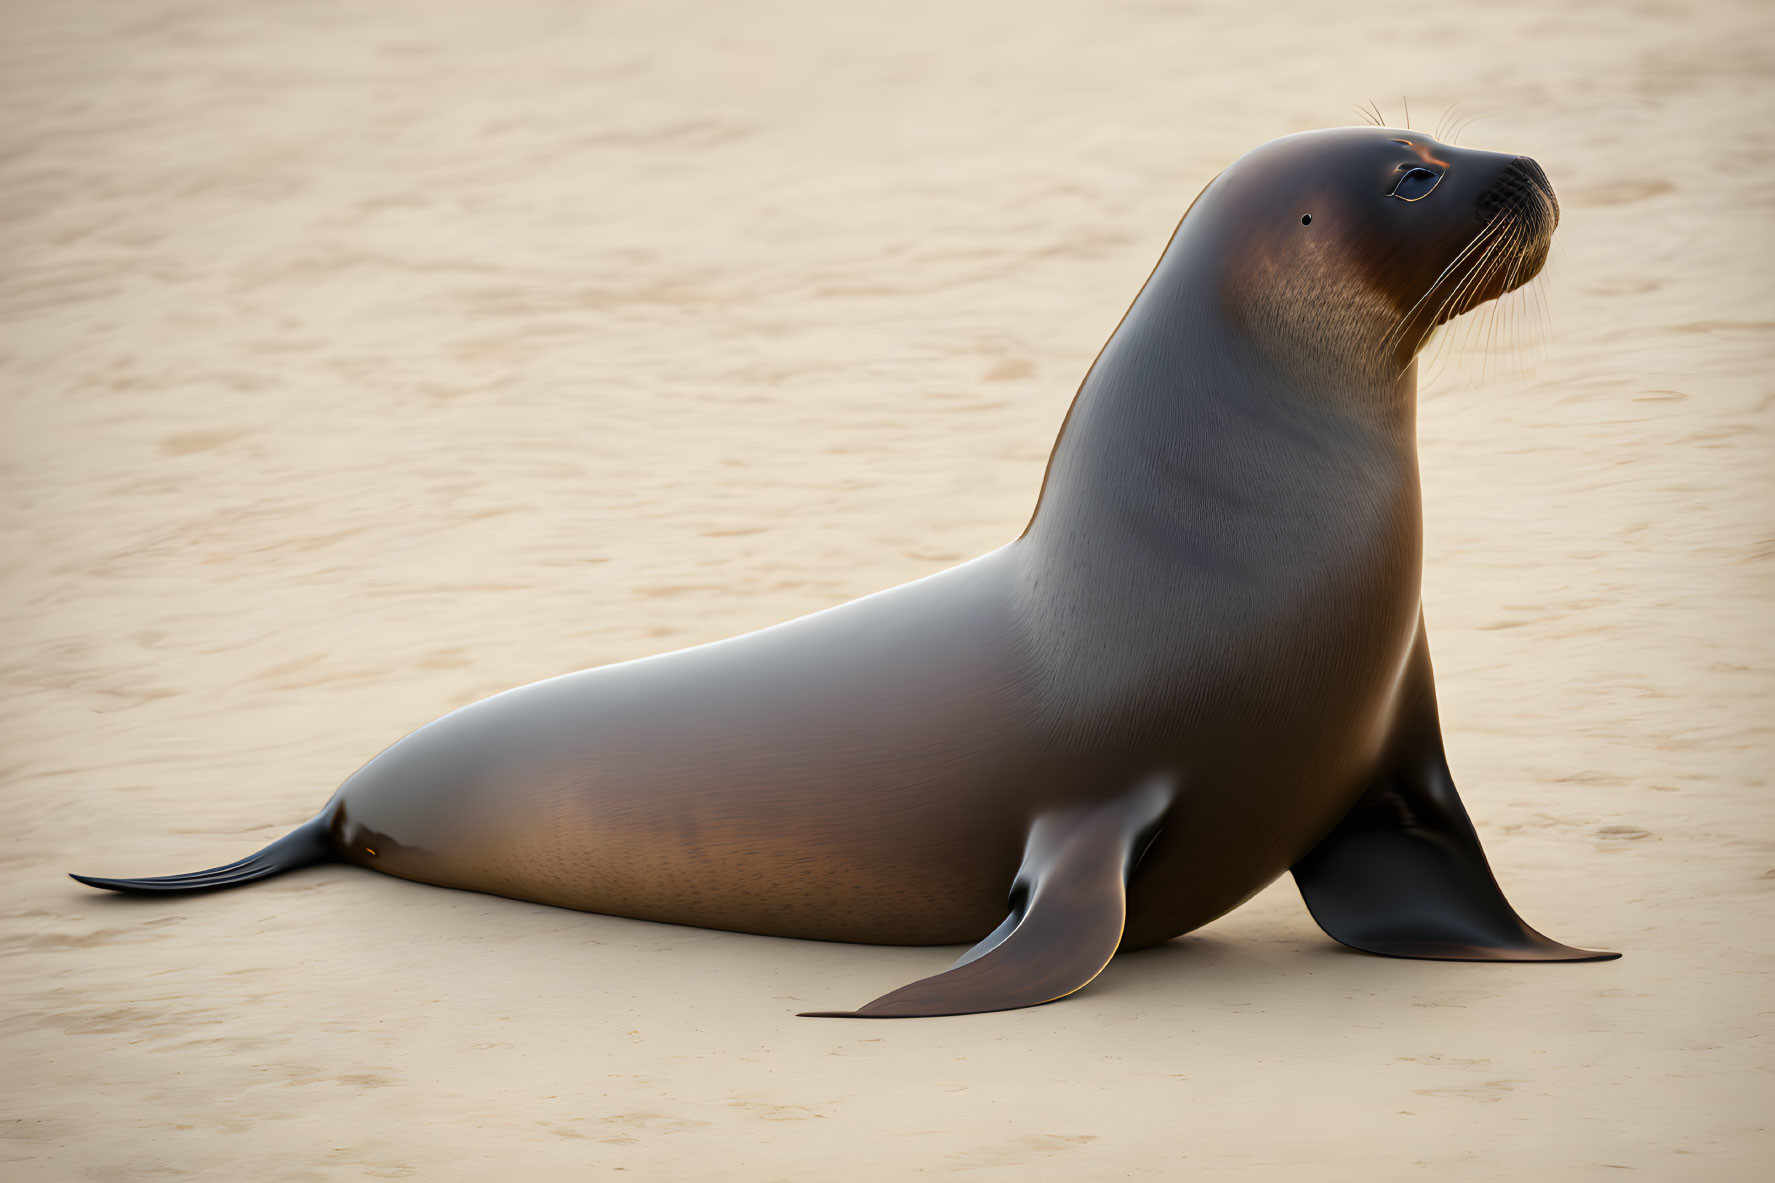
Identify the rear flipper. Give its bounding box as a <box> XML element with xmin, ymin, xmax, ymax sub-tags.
<box><xmin>801</xmin><ymin>778</ymin><xmax>1170</xmax><ymax>1018</ymax></box>
<box><xmin>1292</xmin><ymin>617</ymin><xmax>1617</xmax><ymax>962</ymax></box>
<box><xmin>70</xmin><ymin>813</ymin><xmax>335</xmax><ymax>894</ymax></box>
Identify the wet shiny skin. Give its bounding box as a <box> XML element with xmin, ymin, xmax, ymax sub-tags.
<box><xmin>328</xmin><ymin>129</ymin><xmax>1535</xmax><ymax>947</ymax></box>
<box><xmin>77</xmin><ymin>128</ymin><xmax>1608</xmax><ymax>1015</ymax></box>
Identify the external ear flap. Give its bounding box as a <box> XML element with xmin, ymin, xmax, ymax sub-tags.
<box><xmin>801</xmin><ymin>779</ymin><xmax>1170</xmax><ymax>1019</ymax></box>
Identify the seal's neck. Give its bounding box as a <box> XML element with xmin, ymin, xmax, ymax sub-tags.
<box><xmin>1020</xmin><ymin>239</ymin><xmax>1420</xmax><ymax>548</ymax></box>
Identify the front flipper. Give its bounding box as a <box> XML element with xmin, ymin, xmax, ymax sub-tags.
<box><xmin>1293</xmin><ymin>617</ymin><xmax>1618</xmax><ymax>962</ymax></box>
<box><xmin>801</xmin><ymin>779</ymin><xmax>1170</xmax><ymax>1018</ymax></box>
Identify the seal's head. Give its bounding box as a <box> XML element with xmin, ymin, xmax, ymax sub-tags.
<box><xmin>1192</xmin><ymin>128</ymin><xmax>1560</xmax><ymax>382</ymax></box>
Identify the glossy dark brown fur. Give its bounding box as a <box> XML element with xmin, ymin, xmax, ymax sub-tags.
<box><xmin>75</xmin><ymin>128</ymin><xmax>1615</xmax><ymax>1016</ymax></box>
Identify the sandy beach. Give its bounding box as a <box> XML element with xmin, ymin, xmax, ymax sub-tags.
<box><xmin>3</xmin><ymin>0</ymin><xmax>1771</xmax><ymax>1177</ymax></box>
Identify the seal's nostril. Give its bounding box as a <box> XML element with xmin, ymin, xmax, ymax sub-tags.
<box><xmin>1514</xmin><ymin>156</ymin><xmax>1553</xmax><ymax>194</ymax></box>
<box><xmin>1475</xmin><ymin>157</ymin><xmax>1559</xmax><ymax>232</ymax></box>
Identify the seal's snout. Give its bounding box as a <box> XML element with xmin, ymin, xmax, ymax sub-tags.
<box><xmin>1476</xmin><ymin>156</ymin><xmax>1559</xmax><ymax>236</ymax></box>
<box><xmin>1514</xmin><ymin>156</ymin><xmax>1559</xmax><ymax>228</ymax></box>
<box><xmin>1436</xmin><ymin>154</ymin><xmax>1558</xmax><ymax>313</ymax></box>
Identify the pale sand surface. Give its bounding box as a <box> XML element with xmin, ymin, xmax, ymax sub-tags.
<box><xmin>3</xmin><ymin>1</ymin><xmax>1771</xmax><ymax>1178</ymax></box>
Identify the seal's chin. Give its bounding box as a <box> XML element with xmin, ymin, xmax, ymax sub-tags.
<box><xmin>1435</xmin><ymin>156</ymin><xmax>1559</xmax><ymax>325</ymax></box>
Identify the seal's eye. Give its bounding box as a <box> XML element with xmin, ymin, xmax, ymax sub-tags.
<box><xmin>1390</xmin><ymin>166</ymin><xmax>1442</xmax><ymax>202</ymax></box>
<box><xmin>1300</xmin><ymin>214</ymin><xmax>1312</xmax><ymax>225</ymax></box>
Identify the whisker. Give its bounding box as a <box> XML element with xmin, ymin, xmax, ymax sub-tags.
<box><xmin>1526</xmin><ymin>281</ymin><xmax>1542</xmax><ymax>370</ymax></box>
<box><xmin>1485</xmin><ymin>225</ymin><xmax>1527</xmax><ymax>381</ymax></box>
<box><xmin>1436</xmin><ymin>100</ymin><xmax>1461</xmax><ymax>142</ymax></box>
<box><xmin>1440</xmin><ymin>225</ymin><xmax>1512</xmax><ymax>337</ymax></box>
<box><xmin>1447</xmin><ymin>245</ymin><xmax>1501</xmax><ymax>385</ymax></box>
<box><xmin>1451</xmin><ymin>111</ymin><xmax>1494</xmax><ymax>146</ymax></box>
<box><xmin>1481</xmin><ymin>234</ymin><xmax>1510</xmax><ymax>380</ymax></box>
<box><xmin>1381</xmin><ymin>217</ymin><xmax>1509</xmax><ymax>353</ymax></box>
<box><xmin>1384</xmin><ymin>218</ymin><xmax>1506</xmax><ymax>344</ymax></box>
<box><xmin>1482</xmin><ymin>227</ymin><xmax>1522</xmax><ymax>381</ymax></box>
<box><xmin>1530</xmin><ymin>264</ymin><xmax>1552</xmax><ymax>364</ymax></box>
<box><xmin>1511</xmin><ymin>233</ymin><xmax>1536</xmax><ymax>367</ymax></box>
<box><xmin>1391</xmin><ymin>242</ymin><xmax>1498</xmax><ymax>368</ymax></box>
<box><xmin>1533</xmin><ymin>272</ymin><xmax>1554</xmax><ymax>361</ymax></box>
<box><xmin>1505</xmin><ymin>284</ymin><xmax>1522</xmax><ymax>376</ymax></box>
<box><xmin>1390</xmin><ymin>222</ymin><xmax>1512</xmax><ymax>378</ymax></box>
<box><xmin>1473</xmin><ymin>231</ymin><xmax>1511</xmax><ymax>382</ymax></box>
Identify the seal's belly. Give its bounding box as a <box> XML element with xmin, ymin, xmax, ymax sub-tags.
<box><xmin>1070</xmin><ymin>585</ymin><xmax>1422</xmax><ymax>950</ymax></box>
<box><xmin>1117</xmin><ymin>766</ymin><xmax>1376</xmax><ymax>951</ymax></box>
<box><xmin>1114</xmin><ymin>619</ymin><xmax>1418</xmax><ymax>950</ymax></box>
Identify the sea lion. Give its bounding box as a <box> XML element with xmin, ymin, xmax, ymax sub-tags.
<box><xmin>73</xmin><ymin>127</ymin><xmax>1618</xmax><ymax>1018</ymax></box>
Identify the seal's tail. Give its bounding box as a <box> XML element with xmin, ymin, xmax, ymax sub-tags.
<box><xmin>70</xmin><ymin>813</ymin><xmax>334</xmax><ymax>894</ymax></box>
